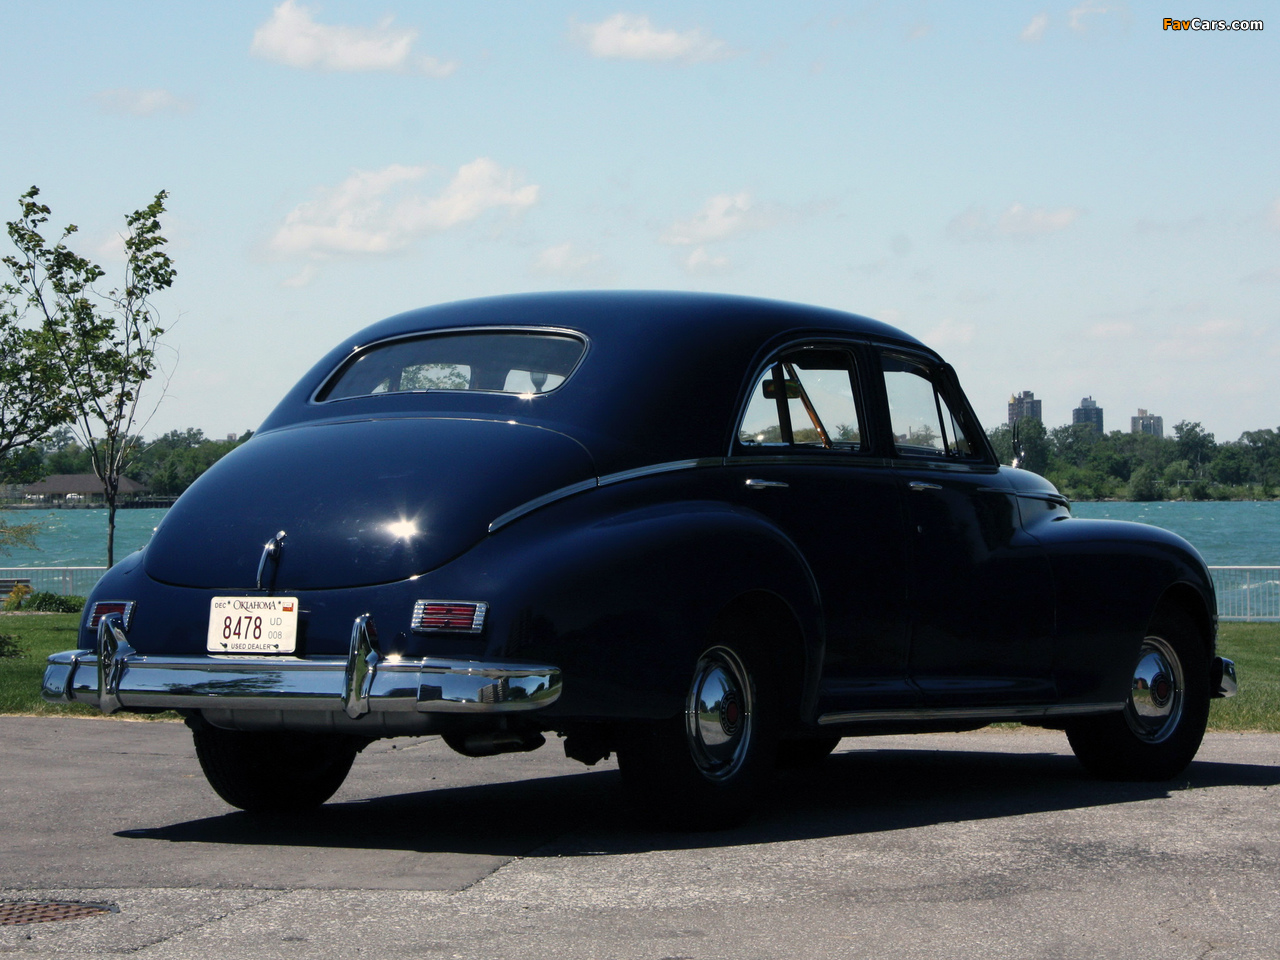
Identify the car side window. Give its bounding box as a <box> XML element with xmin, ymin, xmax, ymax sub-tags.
<box><xmin>738</xmin><ymin>347</ymin><xmax>861</xmax><ymax>450</ymax></box>
<box><xmin>881</xmin><ymin>354</ymin><xmax>975</xmax><ymax>459</ymax></box>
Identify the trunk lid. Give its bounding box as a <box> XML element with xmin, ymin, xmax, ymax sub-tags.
<box><xmin>144</xmin><ymin>417</ymin><xmax>595</xmax><ymax>590</ymax></box>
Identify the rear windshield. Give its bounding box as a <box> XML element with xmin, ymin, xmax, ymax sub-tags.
<box><xmin>316</xmin><ymin>330</ymin><xmax>586</xmax><ymax>401</ymax></box>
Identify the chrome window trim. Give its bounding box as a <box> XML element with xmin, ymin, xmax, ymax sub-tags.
<box><xmin>310</xmin><ymin>325</ymin><xmax>590</xmax><ymax>404</ymax></box>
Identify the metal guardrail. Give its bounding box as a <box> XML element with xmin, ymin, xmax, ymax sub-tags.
<box><xmin>1209</xmin><ymin>566</ymin><xmax>1280</xmax><ymax>622</ymax></box>
<box><xmin>0</xmin><ymin>567</ymin><xmax>106</xmax><ymax>598</ymax></box>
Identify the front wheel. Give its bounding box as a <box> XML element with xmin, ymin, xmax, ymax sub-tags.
<box><xmin>192</xmin><ymin>726</ymin><xmax>363</xmax><ymax>813</ymax></box>
<box><xmin>1065</xmin><ymin>608</ymin><xmax>1210</xmax><ymax>781</ymax></box>
<box><xmin>618</xmin><ymin>642</ymin><xmax>775</xmax><ymax>830</ymax></box>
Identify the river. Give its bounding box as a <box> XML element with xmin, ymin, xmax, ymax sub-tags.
<box><xmin>2</xmin><ymin>500</ymin><xmax>1278</xmax><ymax>569</ymax></box>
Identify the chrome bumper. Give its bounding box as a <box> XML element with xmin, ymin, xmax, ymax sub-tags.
<box><xmin>1211</xmin><ymin>656</ymin><xmax>1238</xmax><ymax>699</ymax></box>
<box><xmin>41</xmin><ymin>613</ymin><xmax>561</xmax><ymax>718</ymax></box>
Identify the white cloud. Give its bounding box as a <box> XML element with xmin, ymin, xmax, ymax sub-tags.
<box><xmin>1067</xmin><ymin>0</ymin><xmax>1122</xmax><ymax>34</ymax></box>
<box><xmin>271</xmin><ymin>159</ymin><xmax>538</xmax><ymax>257</ymax></box>
<box><xmin>1153</xmin><ymin>317</ymin><xmax>1246</xmax><ymax>361</ymax></box>
<box><xmin>947</xmin><ymin>203</ymin><xmax>1082</xmax><ymax>240</ymax></box>
<box><xmin>1020</xmin><ymin>12</ymin><xmax>1049</xmax><ymax>42</ymax></box>
<box><xmin>283</xmin><ymin>264</ymin><xmax>318</xmax><ymax>288</ymax></box>
<box><xmin>1242</xmin><ymin>266</ymin><xmax>1280</xmax><ymax>284</ymax></box>
<box><xmin>534</xmin><ymin>243</ymin><xmax>604</xmax><ymax>277</ymax></box>
<box><xmin>924</xmin><ymin>318</ymin><xmax>975</xmax><ymax>347</ymax></box>
<box><xmin>93</xmin><ymin>88</ymin><xmax>192</xmax><ymax>116</ymax></box>
<box><xmin>573</xmin><ymin>13</ymin><xmax>729</xmax><ymax>63</ymax></box>
<box><xmin>906</xmin><ymin>21</ymin><xmax>933</xmax><ymax>41</ymax></box>
<box><xmin>682</xmin><ymin>246</ymin><xmax>731</xmax><ymax>274</ymax></box>
<box><xmin>251</xmin><ymin>0</ymin><xmax>456</xmax><ymax>76</ymax></box>
<box><xmin>1269</xmin><ymin>199</ymin><xmax>1280</xmax><ymax>229</ymax></box>
<box><xmin>1087</xmin><ymin>321</ymin><xmax>1136</xmax><ymax>339</ymax></box>
<box><xmin>662</xmin><ymin>193</ymin><xmax>758</xmax><ymax>246</ymax></box>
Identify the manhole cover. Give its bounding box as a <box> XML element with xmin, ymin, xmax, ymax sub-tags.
<box><xmin>0</xmin><ymin>901</ymin><xmax>117</xmax><ymax>926</ymax></box>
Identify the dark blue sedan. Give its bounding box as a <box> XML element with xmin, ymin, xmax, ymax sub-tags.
<box><xmin>43</xmin><ymin>292</ymin><xmax>1237</xmax><ymax>828</ymax></box>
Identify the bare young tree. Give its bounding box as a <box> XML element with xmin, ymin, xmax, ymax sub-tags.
<box><xmin>3</xmin><ymin>186</ymin><xmax>175</xmax><ymax>567</ymax></box>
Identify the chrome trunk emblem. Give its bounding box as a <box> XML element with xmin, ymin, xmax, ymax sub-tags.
<box><xmin>256</xmin><ymin>530</ymin><xmax>287</xmax><ymax>591</ymax></box>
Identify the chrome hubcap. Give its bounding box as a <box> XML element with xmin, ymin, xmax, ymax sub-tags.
<box><xmin>1126</xmin><ymin>636</ymin><xmax>1185</xmax><ymax>743</ymax></box>
<box><xmin>686</xmin><ymin>646</ymin><xmax>754</xmax><ymax>781</ymax></box>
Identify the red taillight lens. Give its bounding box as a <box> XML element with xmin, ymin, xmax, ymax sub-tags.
<box><xmin>86</xmin><ymin>601</ymin><xmax>135</xmax><ymax>631</ymax></box>
<box><xmin>411</xmin><ymin>600</ymin><xmax>487</xmax><ymax>634</ymax></box>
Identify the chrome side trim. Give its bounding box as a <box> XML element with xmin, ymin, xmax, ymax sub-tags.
<box><xmin>817</xmin><ymin>701</ymin><xmax>1125</xmax><ymax>726</ymax></box>
<box><xmin>488</xmin><ymin>478</ymin><xmax>598</xmax><ymax>533</ymax></box>
<box><xmin>597</xmin><ymin>458</ymin><xmax>723</xmax><ymax>486</ymax></box>
<box><xmin>487</xmin><ymin>458</ymin><xmax>725</xmax><ymax>533</ymax></box>
<box><xmin>42</xmin><ymin>649</ymin><xmax>562</xmax><ymax>716</ymax></box>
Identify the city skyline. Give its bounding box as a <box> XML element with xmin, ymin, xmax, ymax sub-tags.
<box><xmin>1</xmin><ymin>4</ymin><xmax>1276</xmax><ymax>443</ymax></box>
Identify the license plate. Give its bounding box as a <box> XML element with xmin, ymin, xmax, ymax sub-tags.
<box><xmin>207</xmin><ymin>597</ymin><xmax>299</xmax><ymax>654</ymax></box>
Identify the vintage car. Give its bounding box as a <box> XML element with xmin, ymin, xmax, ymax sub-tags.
<box><xmin>43</xmin><ymin>291</ymin><xmax>1237</xmax><ymax>828</ymax></box>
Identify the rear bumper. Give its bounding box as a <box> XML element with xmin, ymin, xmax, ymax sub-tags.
<box><xmin>41</xmin><ymin>612</ymin><xmax>561</xmax><ymax>721</ymax></box>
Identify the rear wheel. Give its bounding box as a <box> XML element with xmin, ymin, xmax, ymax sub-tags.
<box><xmin>1066</xmin><ymin>608</ymin><xmax>1209</xmax><ymax>781</ymax></box>
<box><xmin>618</xmin><ymin>640</ymin><xmax>776</xmax><ymax>830</ymax></box>
<box><xmin>192</xmin><ymin>727</ymin><xmax>362</xmax><ymax>813</ymax></box>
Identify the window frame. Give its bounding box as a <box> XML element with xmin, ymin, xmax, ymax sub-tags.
<box><xmin>731</xmin><ymin>341</ymin><xmax>869</xmax><ymax>456</ymax></box>
<box><xmin>877</xmin><ymin>349</ymin><xmax>988</xmax><ymax>463</ymax></box>
<box><xmin>311</xmin><ymin>325</ymin><xmax>590</xmax><ymax>404</ymax></box>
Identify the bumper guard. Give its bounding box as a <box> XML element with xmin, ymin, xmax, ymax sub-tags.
<box><xmin>41</xmin><ymin>613</ymin><xmax>561</xmax><ymax>718</ymax></box>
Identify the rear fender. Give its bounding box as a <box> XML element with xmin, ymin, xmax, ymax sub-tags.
<box><xmin>452</xmin><ymin>498</ymin><xmax>823</xmax><ymax>722</ymax></box>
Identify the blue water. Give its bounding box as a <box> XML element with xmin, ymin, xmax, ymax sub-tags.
<box><xmin>2</xmin><ymin>500</ymin><xmax>1278</xmax><ymax>568</ymax></box>
<box><xmin>1068</xmin><ymin>501</ymin><xmax>1279</xmax><ymax>566</ymax></box>
<box><xmin>0</xmin><ymin>509</ymin><xmax>169</xmax><ymax>568</ymax></box>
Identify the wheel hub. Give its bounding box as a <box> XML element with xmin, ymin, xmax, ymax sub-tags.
<box><xmin>1126</xmin><ymin>637</ymin><xmax>1185</xmax><ymax>743</ymax></box>
<box><xmin>686</xmin><ymin>646</ymin><xmax>754</xmax><ymax>781</ymax></box>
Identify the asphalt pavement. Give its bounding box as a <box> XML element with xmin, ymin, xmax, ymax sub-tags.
<box><xmin>2</xmin><ymin>716</ymin><xmax>1278</xmax><ymax>959</ymax></box>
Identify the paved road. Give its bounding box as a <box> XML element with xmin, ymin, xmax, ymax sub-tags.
<box><xmin>2</xmin><ymin>716</ymin><xmax>1278</xmax><ymax>959</ymax></box>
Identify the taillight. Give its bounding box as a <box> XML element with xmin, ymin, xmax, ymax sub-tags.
<box><xmin>86</xmin><ymin>601</ymin><xmax>136</xmax><ymax>631</ymax></box>
<box><xmin>411</xmin><ymin>600</ymin><xmax>487</xmax><ymax>634</ymax></box>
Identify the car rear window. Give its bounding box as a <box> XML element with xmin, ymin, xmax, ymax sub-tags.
<box><xmin>316</xmin><ymin>330</ymin><xmax>586</xmax><ymax>401</ymax></box>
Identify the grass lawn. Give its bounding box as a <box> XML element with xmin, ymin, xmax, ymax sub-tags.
<box><xmin>0</xmin><ymin>612</ymin><xmax>175</xmax><ymax>720</ymax></box>
<box><xmin>2</xmin><ymin>613</ymin><xmax>1277</xmax><ymax>731</ymax></box>
<box><xmin>1209</xmin><ymin>622</ymin><xmax>1280</xmax><ymax>733</ymax></box>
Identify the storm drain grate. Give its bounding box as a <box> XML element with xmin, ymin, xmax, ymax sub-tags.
<box><xmin>0</xmin><ymin>901</ymin><xmax>117</xmax><ymax>926</ymax></box>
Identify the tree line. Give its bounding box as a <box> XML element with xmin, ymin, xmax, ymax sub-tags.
<box><xmin>989</xmin><ymin>419</ymin><xmax>1280</xmax><ymax>501</ymax></box>
<box><xmin>7</xmin><ymin>426</ymin><xmax>251</xmax><ymax>498</ymax></box>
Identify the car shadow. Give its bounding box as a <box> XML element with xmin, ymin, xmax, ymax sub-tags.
<box><xmin>115</xmin><ymin>743</ymin><xmax>1280</xmax><ymax>858</ymax></box>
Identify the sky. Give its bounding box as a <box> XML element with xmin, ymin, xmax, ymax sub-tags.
<box><xmin>1</xmin><ymin>2</ymin><xmax>1276</xmax><ymax>444</ymax></box>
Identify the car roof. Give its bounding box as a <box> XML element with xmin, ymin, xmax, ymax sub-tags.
<box><xmin>259</xmin><ymin>291</ymin><xmax>933</xmax><ymax>473</ymax></box>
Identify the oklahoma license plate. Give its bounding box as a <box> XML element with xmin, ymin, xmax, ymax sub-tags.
<box><xmin>207</xmin><ymin>597</ymin><xmax>299</xmax><ymax>654</ymax></box>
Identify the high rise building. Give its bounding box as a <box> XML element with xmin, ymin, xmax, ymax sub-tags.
<box><xmin>1131</xmin><ymin>408</ymin><xmax>1164</xmax><ymax>438</ymax></box>
<box><xmin>1008</xmin><ymin>391</ymin><xmax>1041</xmax><ymax>425</ymax></box>
<box><xmin>1073</xmin><ymin>396</ymin><xmax>1104</xmax><ymax>433</ymax></box>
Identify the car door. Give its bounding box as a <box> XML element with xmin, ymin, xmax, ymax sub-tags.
<box><xmin>725</xmin><ymin>343</ymin><xmax>916</xmax><ymax>716</ymax></box>
<box><xmin>877</xmin><ymin>350</ymin><xmax>1056</xmax><ymax>707</ymax></box>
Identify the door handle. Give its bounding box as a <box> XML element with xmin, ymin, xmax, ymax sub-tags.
<box><xmin>908</xmin><ymin>481</ymin><xmax>942</xmax><ymax>491</ymax></box>
<box><xmin>745</xmin><ymin>478</ymin><xmax>789</xmax><ymax>490</ymax></box>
